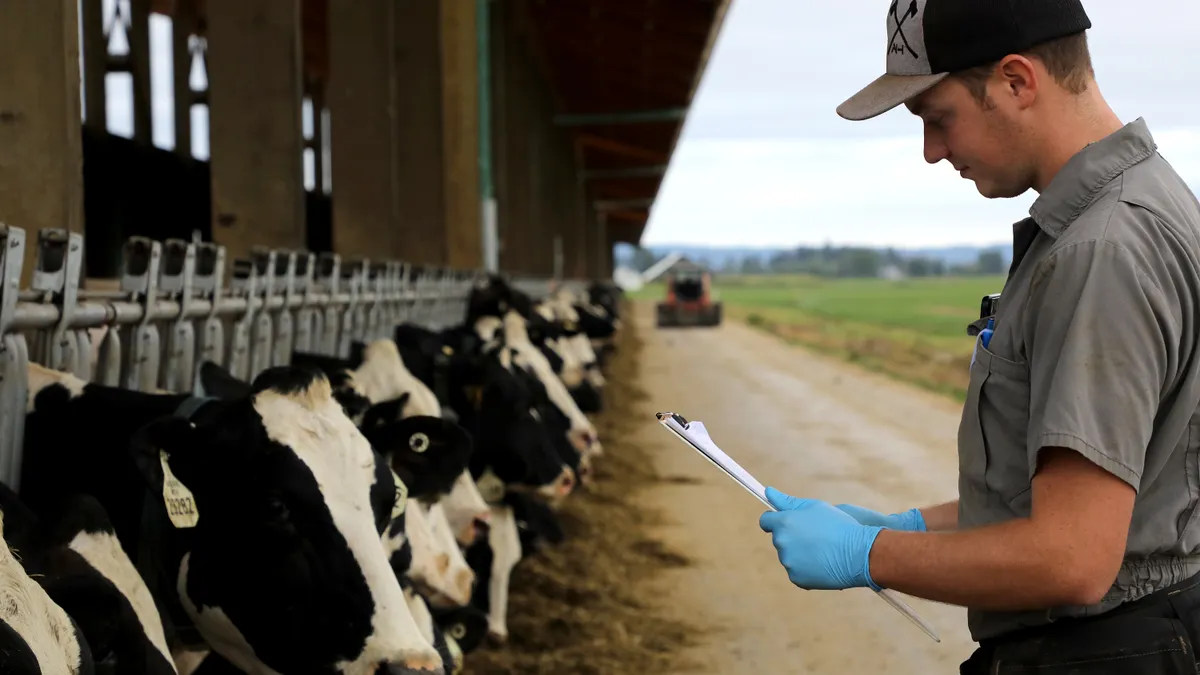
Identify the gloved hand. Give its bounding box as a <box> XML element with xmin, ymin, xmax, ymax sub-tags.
<box><xmin>759</xmin><ymin>487</ymin><xmax>884</xmax><ymax>591</ymax></box>
<box><xmin>835</xmin><ymin>503</ymin><xmax>926</xmax><ymax>532</ymax></box>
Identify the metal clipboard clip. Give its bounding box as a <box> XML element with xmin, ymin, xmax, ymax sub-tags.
<box><xmin>654</xmin><ymin>411</ymin><xmax>941</xmax><ymax>643</ymax></box>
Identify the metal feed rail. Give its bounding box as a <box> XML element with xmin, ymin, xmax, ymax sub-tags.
<box><xmin>0</xmin><ymin>224</ymin><xmax>586</xmax><ymax>490</ymax></box>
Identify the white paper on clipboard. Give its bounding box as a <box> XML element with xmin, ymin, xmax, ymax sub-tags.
<box><xmin>654</xmin><ymin>411</ymin><xmax>941</xmax><ymax>644</ymax></box>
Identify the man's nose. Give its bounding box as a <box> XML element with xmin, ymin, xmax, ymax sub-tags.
<box><xmin>924</xmin><ymin>132</ymin><xmax>948</xmax><ymax>165</ymax></box>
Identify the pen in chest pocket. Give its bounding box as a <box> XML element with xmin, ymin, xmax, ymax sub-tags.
<box><xmin>970</xmin><ymin>317</ymin><xmax>995</xmax><ymax>370</ymax></box>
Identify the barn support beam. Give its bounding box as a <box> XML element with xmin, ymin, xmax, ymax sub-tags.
<box><xmin>493</xmin><ymin>0</ymin><xmax>535</xmax><ymax>275</ymax></box>
<box><xmin>171</xmin><ymin>0</ymin><xmax>195</xmax><ymax>158</ymax></box>
<box><xmin>394</xmin><ymin>0</ymin><xmax>446</xmax><ymax>265</ymax></box>
<box><xmin>600</xmin><ymin>213</ymin><xmax>615</xmax><ymax>279</ymax></box>
<box><xmin>205</xmin><ymin>0</ymin><xmax>307</xmax><ymax>264</ymax></box>
<box><xmin>81</xmin><ymin>0</ymin><xmax>107</xmax><ymax>133</ymax></box>
<box><xmin>477</xmin><ymin>0</ymin><xmax>498</xmax><ymax>273</ymax></box>
<box><xmin>391</xmin><ymin>0</ymin><xmax>483</xmax><ymax>268</ymax></box>
<box><xmin>441</xmin><ymin>0</ymin><xmax>482</xmax><ymax>269</ymax></box>
<box><xmin>328</xmin><ymin>0</ymin><xmax>400</xmax><ymax>260</ymax></box>
<box><xmin>0</xmin><ymin>0</ymin><xmax>84</xmax><ymax>284</ymax></box>
<box><xmin>587</xmin><ymin>209</ymin><xmax>607</xmax><ymax>280</ymax></box>
<box><xmin>129</xmin><ymin>0</ymin><xmax>154</xmax><ymax>145</ymax></box>
<box><xmin>571</xmin><ymin>173</ymin><xmax>590</xmax><ymax>279</ymax></box>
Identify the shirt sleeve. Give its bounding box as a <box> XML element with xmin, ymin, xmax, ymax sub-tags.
<box><xmin>1024</xmin><ymin>238</ymin><xmax>1178</xmax><ymax>491</ymax></box>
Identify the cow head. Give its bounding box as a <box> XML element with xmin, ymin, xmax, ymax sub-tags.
<box><xmin>361</xmin><ymin>414</ymin><xmax>473</xmax><ymax>502</ymax></box>
<box><xmin>470</xmin><ymin>356</ymin><xmax>573</xmax><ymax>500</ymax></box>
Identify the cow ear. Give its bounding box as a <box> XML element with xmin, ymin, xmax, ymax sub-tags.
<box><xmin>361</xmin><ymin>393</ymin><xmax>409</xmax><ymax>429</ymax></box>
<box><xmin>198</xmin><ymin>361</ymin><xmax>252</xmax><ymax>400</ymax></box>
<box><xmin>128</xmin><ymin>416</ymin><xmax>204</xmax><ymax>490</ymax></box>
<box><xmin>348</xmin><ymin>340</ymin><xmax>367</xmax><ymax>369</ymax></box>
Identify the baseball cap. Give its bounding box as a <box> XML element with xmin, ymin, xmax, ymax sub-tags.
<box><xmin>836</xmin><ymin>0</ymin><xmax>1093</xmax><ymax>121</ymax></box>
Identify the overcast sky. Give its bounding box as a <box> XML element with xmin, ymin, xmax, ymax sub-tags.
<box><xmin>100</xmin><ymin>0</ymin><xmax>1199</xmax><ymax>251</ymax></box>
<box><xmin>641</xmin><ymin>0</ymin><xmax>1200</xmax><ymax>249</ymax></box>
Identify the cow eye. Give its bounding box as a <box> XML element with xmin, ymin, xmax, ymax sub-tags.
<box><xmin>409</xmin><ymin>432</ymin><xmax>430</xmax><ymax>453</ymax></box>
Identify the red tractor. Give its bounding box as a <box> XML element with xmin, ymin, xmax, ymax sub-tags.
<box><xmin>656</xmin><ymin>262</ymin><xmax>722</xmax><ymax>328</ymax></box>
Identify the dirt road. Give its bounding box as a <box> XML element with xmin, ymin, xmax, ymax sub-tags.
<box><xmin>633</xmin><ymin>301</ymin><xmax>979</xmax><ymax>674</ymax></box>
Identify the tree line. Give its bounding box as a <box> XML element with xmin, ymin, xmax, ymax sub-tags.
<box><xmin>625</xmin><ymin>245</ymin><xmax>1009</xmax><ymax>279</ymax></box>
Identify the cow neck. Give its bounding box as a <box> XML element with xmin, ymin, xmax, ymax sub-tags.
<box><xmin>134</xmin><ymin>395</ymin><xmax>215</xmax><ymax>651</ymax></box>
<box><xmin>502</xmin><ymin>313</ymin><xmax>591</xmax><ymax>433</ymax></box>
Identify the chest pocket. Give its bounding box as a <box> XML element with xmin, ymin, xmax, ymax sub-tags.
<box><xmin>959</xmin><ymin>341</ymin><xmax>1033</xmax><ymax>519</ymax></box>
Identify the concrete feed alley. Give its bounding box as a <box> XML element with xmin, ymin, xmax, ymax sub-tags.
<box><xmin>635</xmin><ymin>302</ymin><xmax>978</xmax><ymax>674</ymax></box>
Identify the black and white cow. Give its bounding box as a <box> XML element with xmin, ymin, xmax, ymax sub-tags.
<box><xmin>22</xmin><ymin>363</ymin><xmax>444</xmax><ymax>675</ymax></box>
<box><xmin>388</xmin><ymin>323</ymin><xmax>577</xmax><ymax>502</ymax></box>
<box><xmin>203</xmin><ymin>358</ymin><xmax>488</xmax><ymax>670</ymax></box>
<box><xmin>0</xmin><ymin>483</ymin><xmax>176</xmax><ymax>675</ymax></box>
<box><xmin>0</xmin><ymin>497</ymin><xmax>96</xmax><ymax>675</ymax></box>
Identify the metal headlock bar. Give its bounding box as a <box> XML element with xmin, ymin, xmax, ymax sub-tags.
<box><xmin>0</xmin><ymin>224</ymin><xmax>584</xmax><ymax>491</ymax></box>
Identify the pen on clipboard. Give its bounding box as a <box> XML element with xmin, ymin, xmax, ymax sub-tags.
<box><xmin>655</xmin><ymin>411</ymin><xmax>941</xmax><ymax>644</ymax></box>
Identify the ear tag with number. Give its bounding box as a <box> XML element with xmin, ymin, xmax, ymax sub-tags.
<box><xmin>160</xmin><ymin>450</ymin><xmax>199</xmax><ymax>529</ymax></box>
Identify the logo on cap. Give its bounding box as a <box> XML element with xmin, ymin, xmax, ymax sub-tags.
<box><xmin>889</xmin><ymin>0</ymin><xmax>920</xmax><ymax>59</ymax></box>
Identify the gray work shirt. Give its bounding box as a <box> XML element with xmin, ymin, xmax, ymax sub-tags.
<box><xmin>957</xmin><ymin>117</ymin><xmax>1200</xmax><ymax>641</ymax></box>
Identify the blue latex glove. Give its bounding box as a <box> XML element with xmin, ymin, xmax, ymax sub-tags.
<box><xmin>759</xmin><ymin>487</ymin><xmax>884</xmax><ymax>591</ymax></box>
<box><xmin>835</xmin><ymin>503</ymin><xmax>927</xmax><ymax>532</ymax></box>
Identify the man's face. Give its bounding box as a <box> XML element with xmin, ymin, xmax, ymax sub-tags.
<box><xmin>905</xmin><ymin>75</ymin><xmax>1034</xmax><ymax>199</ymax></box>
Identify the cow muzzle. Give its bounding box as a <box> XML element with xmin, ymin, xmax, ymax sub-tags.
<box><xmin>576</xmin><ymin>455</ymin><xmax>593</xmax><ymax>486</ymax></box>
<box><xmin>379</xmin><ymin>659</ymin><xmax>444</xmax><ymax>675</ymax></box>
<box><xmin>537</xmin><ymin>466</ymin><xmax>575</xmax><ymax>502</ymax></box>
<box><xmin>457</xmin><ymin>513</ymin><xmax>491</xmax><ymax>548</ymax></box>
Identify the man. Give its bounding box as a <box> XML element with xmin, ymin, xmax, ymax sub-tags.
<box><xmin>758</xmin><ymin>0</ymin><xmax>1200</xmax><ymax>672</ymax></box>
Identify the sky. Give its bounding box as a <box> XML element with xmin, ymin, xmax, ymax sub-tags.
<box><xmin>640</xmin><ymin>0</ymin><xmax>1200</xmax><ymax>250</ymax></box>
<box><xmin>96</xmin><ymin>0</ymin><xmax>1200</xmax><ymax>251</ymax></box>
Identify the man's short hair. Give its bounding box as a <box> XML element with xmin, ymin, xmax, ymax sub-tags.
<box><xmin>952</xmin><ymin>31</ymin><xmax>1094</xmax><ymax>104</ymax></box>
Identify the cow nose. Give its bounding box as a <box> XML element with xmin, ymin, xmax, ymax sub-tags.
<box><xmin>557</xmin><ymin>468</ymin><xmax>574</xmax><ymax>496</ymax></box>
<box><xmin>473</xmin><ymin>515</ymin><xmax>491</xmax><ymax>540</ymax></box>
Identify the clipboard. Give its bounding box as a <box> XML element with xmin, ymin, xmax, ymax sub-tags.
<box><xmin>655</xmin><ymin>411</ymin><xmax>941</xmax><ymax>643</ymax></box>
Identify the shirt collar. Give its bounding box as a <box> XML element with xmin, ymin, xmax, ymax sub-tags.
<box><xmin>1028</xmin><ymin>117</ymin><xmax>1157</xmax><ymax>237</ymax></box>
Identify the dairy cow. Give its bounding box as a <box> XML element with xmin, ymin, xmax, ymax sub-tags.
<box><xmin>388</xmin><ymin>321</ymin><xmax>577</xmax><ymax>502</ymax></box>
<box><xmin>0</xmin><ymin>483</ymin><xmax>176</xmax><ymax>675</ymax></box>
<box><xmin>0</xmin><ymin>506</ymin><xmax>95</xmax><ymax>674</ymax></box>
<box><xmin>21</xmin><ymin>363</ymin><xmax>443</xmax><ymax>675</ymax></box>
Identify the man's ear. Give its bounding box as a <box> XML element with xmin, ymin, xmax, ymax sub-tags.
<box><xmin>997</xmin><ymin>54</ymin><xmax>1039</xmax><ymax>107</ymax></box>
<box><xmin>128</xmin><ymin>416</ymin><xmax>204</xmax><ymax>490</ymax></box>
<box><xmin>199</xmin><ymin>361</ymin><xmax>253</xmax><ymax>400</ymax></box>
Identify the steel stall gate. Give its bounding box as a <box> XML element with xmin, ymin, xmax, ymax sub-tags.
<box><xmin>0</xmin><ymin>224</ymin><xmax>582</xmax><ymax>491</ymax></box>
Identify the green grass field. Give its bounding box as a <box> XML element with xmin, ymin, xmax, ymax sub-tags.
<box><xmin>636</xmin><ymin>274</ymin><xmax>1008</xmax><ymax>400</ymax></box>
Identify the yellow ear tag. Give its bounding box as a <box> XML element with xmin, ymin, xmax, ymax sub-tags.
<box><xmin>392</xmin><ymin>471</ymin><xmax>408</xmax><ymax>520</ymax></box>
<box><xmin>160</xmin><ymin>450</ymin><xmax>199</xmax><ymax>529</ymax></box>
